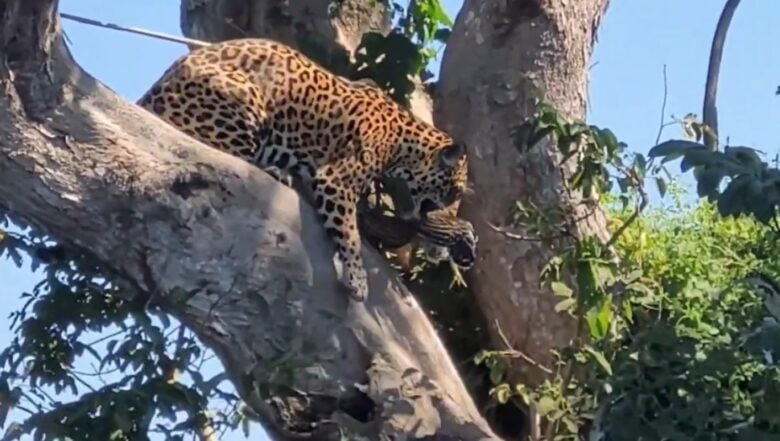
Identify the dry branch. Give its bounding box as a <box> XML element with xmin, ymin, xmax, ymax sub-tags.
<box><xmin>0</xmin><ymin>0</ymin><xmax>500</xmax><ymax>439</ymax></box>
<box><xmin>61</xmin><ymin>12</ymin><xmax>209</xmax><ymax>47</ymax></box>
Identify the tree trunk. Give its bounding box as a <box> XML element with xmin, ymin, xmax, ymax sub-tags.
<box><xmin>180</xmin><ymin>0</ymin><xmax>388</xmax><ymax>53</ymax></box>
<box><xmin>435</xmin><ymin>0</ymin><xmax>612</xmax><ymax>387</ymax></box>
<box><xmin>0</xmin><ymin>0</ymin><xmax>501</xmax><ymax>439</ymax></box>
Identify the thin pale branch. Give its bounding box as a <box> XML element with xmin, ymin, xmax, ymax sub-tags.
<box><xmin>494</xmin><ymin>319</ymin><xmax>553</xmax><ymax>375</ymax></box>
<box><xmin>60</xmin><ymin>12</ymin><xmax>208</xmax><ymax>47</ymax></box>
<box><xmin>655</xmin><ymin>64</ymin><xmax>668</xmax><ymax>146</ymax></box>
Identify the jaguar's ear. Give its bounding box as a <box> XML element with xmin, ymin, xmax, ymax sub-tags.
<box><xmin>437</xmin><ymin>143</ymin><xmax>466</xmax><ymax>168</ymax></box>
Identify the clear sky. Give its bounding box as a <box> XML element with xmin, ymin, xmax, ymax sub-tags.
<box><xmin>2</xmin><ymin>1</ymin><xmax>779</xmax><ymax>440</ymax></box>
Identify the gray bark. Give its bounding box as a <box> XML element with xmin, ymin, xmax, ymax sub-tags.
<box><xmin>436</xmin><ymin>0</ymin><xmax>612</xmax><ymax>387</ymax></box>
<box><xmin>0</xmin><ymin>0</ymin><xmax>501</xmax><ymax>439</ymax></box>
<box><xmin>180</xmin><ymin>0</ymin><xmax>389</xmax><ymax>55</ymax></box>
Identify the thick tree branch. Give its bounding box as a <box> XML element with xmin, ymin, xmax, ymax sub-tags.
<box><xmin>0</xmin><ymin>0</ymin><xmax>500</xmax><ymax>439</ymax></box>
<box><xmin>703</xmin><ymin>0</ymin><xmax>741</xmax><ymax>148</ymax></box>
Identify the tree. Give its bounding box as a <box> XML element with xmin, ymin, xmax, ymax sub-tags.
<box><xmin>178</xmin><ymin>0</ymin><xmax>614</xmax><ymax>436</ymax></box>
<box><xmin>435</xmin><ymin>0</ymin><xmax>612</xmax><ymax>389</ymax></box>
<box><xmin>0</xmin><ymin>0</ymin><xmax>498</xmax><ymax>440</ymax></box>
<box><xmin>0</xmin><ymin>0</ymin><xmax>618</xmax><ymax>440</ymax></box>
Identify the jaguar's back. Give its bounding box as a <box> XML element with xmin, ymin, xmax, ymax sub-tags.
<box><xmin>143</xmin><ymin>40</ymin><xmax>400</xmax><ymax>171</ymax></box>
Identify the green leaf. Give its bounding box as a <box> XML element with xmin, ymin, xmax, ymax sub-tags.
<box><xmin>583</xmin><ymin>345</ymin><xmax>613</xmax><ymax>375</ymax></box>
<box><xmin>473</xmin><ymin>350</ymin><xmax>489</xmax><ymax>366</ymax></box>
<box><xmin>536</xmin><ymin>396</ymin><xmax>557</xmax><ymax>417</ymax></box>
<box><xmin>623</xmin><ymin>269</ymin><xmax>643</xmax><ymax>283</ymax></box>
<box><xmin>3</xmin><ymin>245</ymin><xmax>23</xmax><ymax>268</ymax></box>
<box><xmin>717</xmin><ymin>175</ymin><xmax>751</xmax><ymax>217</ymax></box>
<box><xmin>695</xmin><ymin>167</ymin><xmax>725</xmax><ymax>201</ymax></box>
<box><xmin>680</xmin><ymin>150</ymin><xmax>726</xmax><ymax>173</ymax></box>
<box><xmin>431</xmin><ymin>0</ymin><xmax>453</xmax><ymax>26</ymax></box>
<box><xmin>594</xmin><ymin>127</ymin><xmax>619</xmax><ymax>152</ymax></box>
<box><xmin>514</xmin><ymin>384</ymin><xmax>532</xmax><ymax>405</ymax></box>
<box><xmin>494</xmin><ymin>383</ymin><xmax>512</xmax><ymax>404</ymax></box>
<box><xmin>489</xmin><ymin>361</ymin><xmax>505</xmax><ymax>385</ymax></box>
<box><xmin>550</xmin><ymin>281</ymin><xmax>573</xmax><ymax>298</ymax></box>
<box><xmin>626</xmin><ymin>282</ymin><xmax>653</xmax><ymax>296</ymax></box>
<box><xmin>623</xmin><ymin>301</ymin><xmax>633</xmax><ymax>323</ymax></box>
<box><xmin>635</xmin><ymin>153</ymin><xmax>647</xmax><ymax>179</ymax></box>
<box><xmin>561</xmin><ymin>416</ymin><xmax>579</xmax><ymax>434</ymax></box>
<box><xmin>433</xmin><ymin>27</ymin><xmax>451</xmax><ymax>42</ymax></box>
<box><xmin>554</xmin><ymin>298</ymin><xmax>577</xmax><ymax>313</ymax></box>
<box><xmin>655</xmin><ymin>177</ymin><xmax>668</xmax><ymax>197</ymax></box>
<box><xmin>725</xmin><ymin>145</ymin><xmax>763</xmax><ymax>168</ymax></box>
<box><xmin>586</xmin><ymin>299</ymin><xmax>613</xmax><ymax>340</ymax></box>
<box><xmin>647</xmin><ymin>139</ymin><xmax>706</xmax><ymax>159</ymax></box>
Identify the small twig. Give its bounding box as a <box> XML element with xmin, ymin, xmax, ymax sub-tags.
<box><xmin>60</xmin><ymin>12</ymin><xmax>210</xmax><ymax>48</ymax></box>
<box><xmin>528</xmin><ymin>406</ymin><xmax>541</xmax><ymax>441</ymax></box>
<box><xmin>655</xmin><ymin>64</ymin><xmax>669</xmax><ymax>146</ymax></box>
<box><xmin>71</xmin><ymin>372</ymin><xmax>97</xmax><ymax>393</ymax></box>
<box><xmin>494</xmin><ymin>319</ymin><xmax>553</xmax><ymax>375</ymax></box>
<box><xmin>73</xmin><ymin>365</ymin><xmax>119</xmax><ymax>378</ymax></box>
<box><xmin>208</xmin><ymin>274</ymin><xmax>241</xmax><ymax>315</ymax></box>
<box><xmin>85</xmin><ymin>328</ymin><xmax>125</xmax><ymax>347</ymax></box>
<box><xmin>486</xmin><ymin>221</ymin><xmax>542</xmax><ymax>241</ymax></box>
<box><xmin>702</xmin><ymin>0</ymin><xmax>742</xmax><ymax>148</ymax></box>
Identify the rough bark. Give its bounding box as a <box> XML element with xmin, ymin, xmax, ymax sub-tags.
<box><xmin>180</xmin><ymin>0</ymin><xmax>388</xmax><ymax>54</ymax></box>
<box><xmin>0</xmin><ymin>0</ymin><xmax>502</xmax><ymax>439</ymax></box>
<box><xmin>435</xmin><ymin>0</ymin><xmax>612</xmax><ymax>387</ymax></box>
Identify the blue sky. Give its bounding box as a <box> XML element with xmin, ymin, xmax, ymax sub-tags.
<box><xmin>2</xmin><ymin>1</ymin><xmax>779</xmax><ymax>439</ymax></box>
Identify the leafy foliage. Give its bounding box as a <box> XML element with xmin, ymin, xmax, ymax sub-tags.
<box><xmin>648</xmin><ymin>136</ymin><xmax>780</xmax><ymax>225</ymax></box>
<box><xmin>592</xmin><ymin>201</ymin><xmax>780</xmax><ymax>441</ymax></box>
<box><xmin>0</xmin><ymin>219</ymin><xmax>246</xmax><ymax>441</ymax></box>
<box><xmin>351</xmin><ymin>0</ymin><xmax>452</xmax><ymax>102</ymax></box>
<box><xmin>473</xmin><ymin>104</ymin><xmax>780</xmax><ymax>440</ymax></box>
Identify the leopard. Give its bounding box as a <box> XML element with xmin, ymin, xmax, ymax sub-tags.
<box><xmin>137</xmin><ymin>37</ymin><xmax>473</xmax><ymax>301</ymax></box>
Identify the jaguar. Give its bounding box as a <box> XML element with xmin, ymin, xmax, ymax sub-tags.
<box><xmin>138</xmin><ymin>38</ymin><xmax>474</xmax><ymax>301</ymax></box>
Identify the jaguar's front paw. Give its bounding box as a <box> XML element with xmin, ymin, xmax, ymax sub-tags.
<box><xmin>340</xmin><ymin>264</ymin><xmax>368</xmax><ymax>302</ymax></box>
